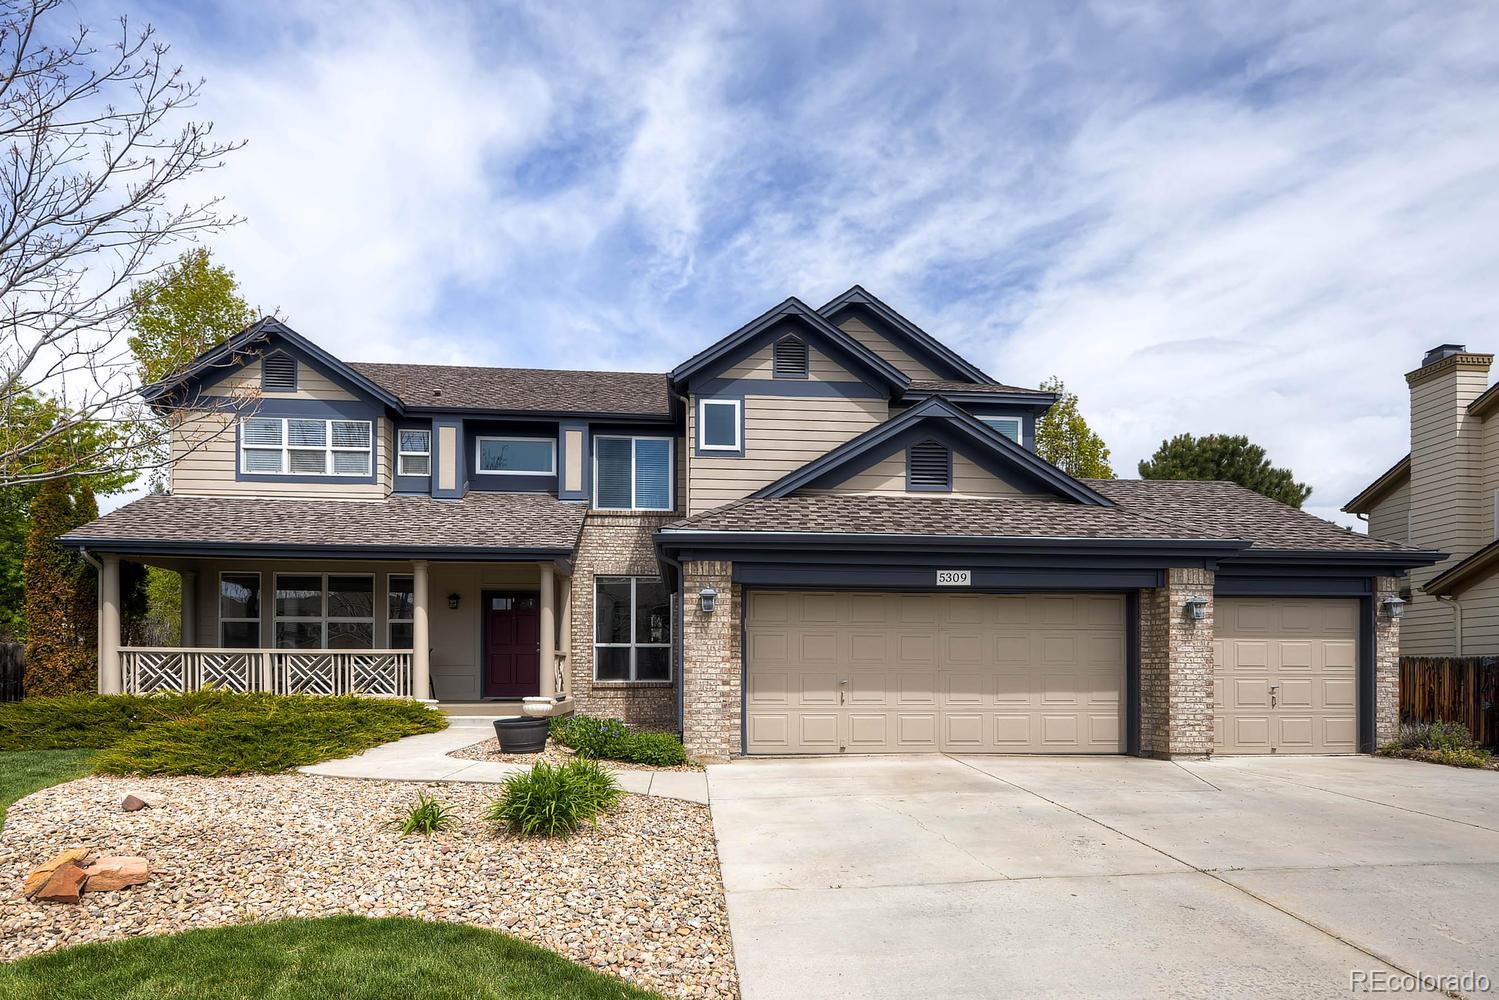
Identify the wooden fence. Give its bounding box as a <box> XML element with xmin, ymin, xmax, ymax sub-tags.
<box><xmin>1400</xmin><ymin>656</ymin><xmax>1499</xmax><ymax>747</ymax></box>
<box><xmin>0</xmin><ymin>642</ymin><xmax>22</xmax><ymax>702</ymax></box>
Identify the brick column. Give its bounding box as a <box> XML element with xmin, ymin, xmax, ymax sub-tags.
<box><xmin>1138</xmin><ymin>567</ymin><xmax>1215</xmax><ymax>758</ymax></box>
<box><xmin>1374</xmin><ymin>575</ymin><xmax>1402</xmax><ymax>747</ymax></box>
<box><xmin>681</xmin><ymin>560</ymin><xmax>740</xmax><ymax>761</ymax></box>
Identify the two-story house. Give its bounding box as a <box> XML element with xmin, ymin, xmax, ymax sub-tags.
<box><xmin>1345</xmin><ymin>344</ymin><xmax>1499</xmax><ymax>656</ymax></box>
<box><xmin>65</xmin><ymin>287</ymin><xmax>1440</xmax><ymax>759</ymax></box>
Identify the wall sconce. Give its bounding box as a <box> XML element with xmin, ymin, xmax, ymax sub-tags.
<box><xmin>699</xmin><ymin>586</ymin><xmax>718</xmax><ymax>614</ymax></box>
<box><xmin>1381</xmin><ymin>595</ymin><xmax>1406</xmax><ymax>620</ymax></box>
<box><xmin>447</xmin><ymin>593</ymin><xmax>460</xmax><ymax>610</ymax></box>
<box><xmin>1184</xmin><ymin>595</ymin><xmax>1209</xmax><ymax>621</ymax></box>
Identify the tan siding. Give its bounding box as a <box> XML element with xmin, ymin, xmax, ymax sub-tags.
<box><xmin>1364</xmin><ymin>478</ymin><xmax>1409</xmax><ymax>543</ymax></box>
<box><xmin>686</xmin><ymin>394</ymin><xmax>887</xmax><ymax>515</ymax></box>
<box><xmin>204</xmin><ymin>357</ymin><xmax>358</xmax><ymax>402</ymax></box>
<box><xmin>804</xmin><ymin>451</ymin><xmax>1022</xmax><ymax>498</ymax></box>
<box><xmin>169</xmin><ymin>410</ymin><xmax>388</xmax><ymax>500</ymax></box>
<box><xmin>835</xmin><ymin>315</ymin><xmax>941</xmax><ymax>381</ymax></box>
<box><xmin>721</xmin><ymin>342</ymin><xmax>863</xmax><ymax>382</ymax></box>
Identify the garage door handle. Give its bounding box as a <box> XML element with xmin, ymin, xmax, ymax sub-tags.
<box><xmin>1270</xmin><ymin>683</ymin><xmax>1278</xmax><ymax>708</ymax></box>
<box><xmin>839</xmin><ymin>677</ymin><xmax>847</xmax><ymax>705</ymax></box>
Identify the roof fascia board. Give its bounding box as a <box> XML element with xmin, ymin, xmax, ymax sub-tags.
<box><xmin>60</xmin><ymin>537</ymin><xmax>576</xmax><ymax>561</ymax></box>
<box><xmin>1341</xmin><ymin>454</ymin><xmax>1411</xmax><ymax>513</ymax></box>
<box><xmin>1423</xmin><ymin>539</ymin><xmax>1499</xmax><ymax>595</ymax></box>
<box><xmin>897</xmin><ymin>390</ymin><xmax>1057</xmax><ymax>410</ymax></box>
<box><xmin>818</xmin><ymin>285</ymin><xmax>996</xmax><ymax>385</ymax></box>
<box><xmin>402</xmin><ymin>405</ymin><xmax>677</xmax><ymax>423</ymax></box>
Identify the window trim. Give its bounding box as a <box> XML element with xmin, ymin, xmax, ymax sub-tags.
<box><xmin>474</xmin><ymin>435</ymin><xmax>557</xmax><ymax>477</ymax></box>
<box><xmin>387</xmin><ymin>573</ymin><xmax>414</xmax><ymax>649</ymax></box>
<box><xmin>697</xmin><ymin>398</ymin><xmax>742</xmax><ymax>452</ymax></box>
<box><xmin>593</xmin><ymin>576</ymin><xmax>673</xmax><ymax>682</ymax></box>
<box><xmin>397</xmin><ymin>429</ymin><xmax>432</xmax><ymax>477</ymax></box>
<box><xmin>979</xmin><ymin>416</ymin><xmax>1023</xmax><ymax>444</ymax></box>
<box><xmin>592</xmin><ymin>435</ymin><xmax>675</xmax><ymax>511</ymax></box>
<box><xmin>218</xmin><ymin>571</ymin><xmax>261</xmax><ymax>648</ymax></box>
<box><xmin>240</xmin><ymin>416</ymin><xmax>373</xmax><ymax>478</ymax></box>
<box><xmin>272</xmin><ymin>572</ymin><xmax>376</xmax><ymax>650</ymax></box>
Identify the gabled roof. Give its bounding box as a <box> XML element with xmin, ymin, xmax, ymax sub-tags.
<box><xmin>349</xmin><ymin>362</ymin><xmax>673</xmax><ymax>419</ymax></box>
<box><xmin>752</xmin><ymin>395</ymin><xmax>1112</xmax><ymax>506</ymax></box>
<box><xmin>1424</xmin><ymin>538</ymin><xmax>1499</xmax><ymax>596</ymax></box>
<box><xmin>818</xmin><ymin>284</ymin><xmax>996</xmax><ymax>385</ymax></box>
<box><xmin>140</xmin><ymin>318</ymin><xmax>405</xmax><ymax>412</ymax></box>
<box><xmin>1469</xmin><ymin>381</ymin><xmax>1499</xmax><ymax>418</ymax></box>
<box><xmin>670</xmin><ymin>296</ymin><xmax>909</xmax><ymax>392</ymax></box>
<box><xmin>1342</xmin><ymin>453</ymin><xmax>1411</xmax><ymax>514</ymax></box>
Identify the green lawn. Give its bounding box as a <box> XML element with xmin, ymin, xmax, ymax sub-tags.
<box><xmin>0</xmin><ymin>749</ymin><xmax>94</xmax><ymax>832</ymax></box>
<box><xmin>0</xmin><ymin>915</ymin><xmax>664</xmax><ymax>1000</ymax></box>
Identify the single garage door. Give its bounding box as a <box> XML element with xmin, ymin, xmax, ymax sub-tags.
<box><xmin>744</xmin><ymin>591</ymin><xmax>1126</xmax><ymax>755</ymax></box>
<box><xmin>1212</xmin><ymin>597</ymin><xmax>1358</xmax><ymax>754</ymax></box>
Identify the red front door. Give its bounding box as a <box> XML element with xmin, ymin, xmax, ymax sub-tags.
<box><xmin>483</xmin><ymin>591</ymin><xmax>540</xmax><ymax>698</ymax></box>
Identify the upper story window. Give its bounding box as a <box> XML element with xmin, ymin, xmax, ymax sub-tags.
<box><xmin>242</xmin><ymin>417</ymin><xmax>372</xmax><ymax>477</ymax></box>
<box><xmin>397</xmin><ymin>429</ymin><xmax>431</xmax><ymax>476</ymax></box>
<box><xmin>979</xmin><ymin>416</ymin><xmax>1022</xmax><ymax>444</ymax></box>
<box><xmin>773</xmin><ymin>336</ymin><xmax>809</xmax><ymax>378</ymax></box>
<box><xmin>908</xmin><ymin>439</ymin><xmax>952</xmax><ymax>492</ymax></box>
<box><xmin>698</xmin><ymin>398</ymin><xmax>741</xmax><ymax>452</ymax></box>
<box><xmin>476</xmin><ymin>436</ymin><xmax>555</xmax><ymax>476</ymax></box>
<box><xmin>594</xmin><ymin>435</ymin><xmax>673</xmax><ymax>511</ymax></box>
<box><xmin>261</xmin><ymin>353</ymin><xmax>298</xmax><ymax>392</ymax></box>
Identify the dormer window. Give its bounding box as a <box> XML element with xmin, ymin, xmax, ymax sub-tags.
<box><xmin>261</xmin><ymin>352</ymin><xmax>298</xmax><ymax>393</ymax></box>
<box><xmin>908</xmin><ymin>440</ymin><xmax>952</xmax><ymax>492</ymax></box>
<box><xmin>773</xmin><ymin>336</ymin><xmax>809</xmax><ymax>379</ymax></box>
<box><xmin>979</xmin><ymin>416</ymin><xmax>1022</xmax><ymax>444</ymax></box>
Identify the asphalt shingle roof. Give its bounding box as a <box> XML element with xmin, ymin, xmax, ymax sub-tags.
<box><xmin>62</xmin><ymin>492</ymin><xmax>586</xmax><ymax>554</ymax></box>
<box><xmin>904</xmin><ymin>379</ymin><xmax>1051</xmax><ymax>397</ymax></box>
<box><xmin>347</xmin><ymin>362</ymin><xmax>673</xmax><ymax>417</ymax></box>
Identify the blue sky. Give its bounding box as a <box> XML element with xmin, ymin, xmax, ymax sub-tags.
<box><xmin>98</xmin><ymin>1</ymin><xmax>1499</xmax><ymax>524</ymax></box>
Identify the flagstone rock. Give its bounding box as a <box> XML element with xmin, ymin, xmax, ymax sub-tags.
<box><xmin>22</xmin><ymin>848</ymin><xmax>90</xmax><ymax>899</ymax></box>
<box><xmin>82</xmin><ymin>856</ymin><xmax>150</xmax><ymax>892</ymax></box>
<box><xmin>34</xmin><ymin>862</ymin><xmax>87</xmax><ymax>904</ymax></box>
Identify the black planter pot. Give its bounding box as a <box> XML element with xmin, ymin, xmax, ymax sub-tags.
<box><xmin>494</xmin><ymin>716</ymin><xmax>550</xmax><ymax>754</ymax></box>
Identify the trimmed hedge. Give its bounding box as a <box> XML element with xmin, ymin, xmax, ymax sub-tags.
<box><xmin>549</xmin><ymin>714</ymin><xmax>688</xmax><ymax>767</ymax></box>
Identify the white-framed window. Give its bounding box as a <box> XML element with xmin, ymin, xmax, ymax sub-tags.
<box><xmin>697</xmin><ymin>398</ymin><xmax>741</xmax><ymax>451</ymax></box>
<box><xmin>593</xmin><ymin>435</ymin><xmax>673</xmax><ymax>511</ymax></box>
<box><xmin>397</xmin><ymin>429</ymin><xmax>431</xmax><ymax>476</ymax></box>
<box><xmin>241</xmin><ymin>417</ymin><xmax>373</xmax><ymax>477</ymax></box>
<box><xmin>475</xmin><ymin>436</ymin><xmax>555</xmax><ymax>476</ymax></box>
<box><xmin>273</xmin><ymin>573</ymin><xmax>375</xmax><ymax>649</ymax></box>
<box><xmin>979</xmin><ymin>416</ymin><xmax>1022</xmax><ymax>444</ymax></box>
<box><xmin>387</xmin><ymin>574</ymin><xmax>414</xmax><ymax>649</ymax></box>
<box><xmin>594</xmin><ymin>576</ymin><xmax>671</xmax><ymax>681</ymax></box>
<box><xmin>219</xmin><ymin>572</ymin><xmax>261</xmax><ymax>648</ymax></box>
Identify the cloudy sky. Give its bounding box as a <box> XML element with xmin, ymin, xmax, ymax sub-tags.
<box><xmin>93</xmin><ymin>0</ymin><xmax>1499</xmax><ymax>525</ymax></box>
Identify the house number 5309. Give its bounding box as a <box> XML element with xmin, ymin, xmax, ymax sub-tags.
<box><xmin>936</xmin><ymin>570</ymin><xmax>971</xmax><ymax>586</ymax></box>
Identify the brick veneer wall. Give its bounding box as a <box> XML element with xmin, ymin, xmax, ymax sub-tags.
<box><xmin>1374</xmin><ymin>575</ymin><xmax>1401</xmax><ymax>745</ymax></box>
<box><xmin>1139</xmin><ymin>567</ymin><xmax>1215</xmax><ymax>758</ymax></box>
<box><xmin>567</xmin><ymin>511</ymin><xmax>677</xmax><ymax>729</ymax></box>
<box><xmin>681</xmin><ymin>560</ymin><xmax>740</xmax><ymax>760</ymax></box>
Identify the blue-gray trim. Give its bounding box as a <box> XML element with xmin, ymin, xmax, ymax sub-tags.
<box><xmin>753</xmin><ymin>396</ymin><xmax>1114</xmax><ymax>506</ymax></box>
<box><xmin>670</xmin><ymin>297</ymin><xmax>909</xmax><ymax>393</ymax></box>
<box><xmin>1214</xmin><ymin>576</ymin><xmax>1376</xmax><ymax>597</ymax></box>
<box><xmin>403</xmin><ymin>404</ymin><xmax>677</xmax><ymax>423</ymax></box>
<box><xmin>1359</xmin><ymin>596</ymin><xmax>1376</xmax><ymax>754</ymax></box>
<box><xmin>730</xmin><ymin>564</ymin><xmax>1163</xmax><ymax>590</ymax></box>
<box><xmin>696</xmin><ymin>376</ymin><xmax>885</xmax><ymax>400</ymax></box>
<box><xmin>1218</xmin><ymin>548</ymin><xmax>1444</xmax><ymax>575</ymax></box>
<box><xmin>1125</xmin><ymin>591</ymin><xmax>1141</xmax><ymax>756</ymax></box>
<box><xmin>466</xmin><ymin>425</ymin><xmax>558</xmax><ymax>495</ymax></box>
<box><xmin>694</xmin><ymin>395</ymin><xmax>745</xmax><ymax>458</ymax></box>
<box><xmin>233</xmin><ymin>409</ymin><xmax>380</xmax><ymax>486</ymax></box>
<box><xmin>558</xmin><ymin>420</ymin><xmax>591</xmax><ymax>501</ymax></box>
<box><xmin>817</xmin><ymin>285</ymin><xmax>997</xmax><ymax>385</ymax></box>
<box><xmin>431</xmin><ymin>417</ymin><xmax>465</xmax><ymax>499</ymax></box>
<box><xmin>739</xmin><ymin>583</ymin><xmax>748</xmax><ymax>757</ymax></box>
<box><xmin>906</xmin><ymin>439</ymin><xmax>952</xmax><ymax>492</ymax></box>
<box><xmin>260</xmin><ymin>350</ymin><xmax>298</xmax><ymax>393</ymax></box>
<box><xmin>897</xmin><ymin>390</ymin><xmax>1055</xmax><ymax>411</ymax></box>
<box><xmin>204</xmin><ymin>395</ymin><xmax>378</xmax><ymax>420</ymax></box>
<box><xmin>60</xmin><ymin>537</ymin><xmax>575</xmax><ymax>561</ymax></box>
<box><xmin>772</xmin><ymin>334</ymin><xmax>810</xmax><ymax>379</ymax></box>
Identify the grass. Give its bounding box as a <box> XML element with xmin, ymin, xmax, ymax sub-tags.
<box><xmin>0</xmin><ymin>749</ymin><xmax>95</xmax><ymax>832</ymax></box>
<box><xmin>0</xmin><ymin>915</ymin><xmax>665</xmax><ymax>1000</ymax></box>
<box><xmin>0</xmin><ymin>691</ymin><xmax>447</xmax><ymax>776</ymax></box>
<box><xmin>395</xmin><ymin>792</ymin><xmax>456</xmax><ymax>837</ymax></box>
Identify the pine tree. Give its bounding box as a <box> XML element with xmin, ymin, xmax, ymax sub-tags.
<box><xmin>22</xmin><ymin>479</ymin><xmax>98</xmax><ymax>696</ymax></box>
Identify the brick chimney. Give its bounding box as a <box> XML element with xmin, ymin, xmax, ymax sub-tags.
<box><xmin>1405</xmin><ymin>343</ymin><xmax>1493</xmax><ymax>577</ymax></box>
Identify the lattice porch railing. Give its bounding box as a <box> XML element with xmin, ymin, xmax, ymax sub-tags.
<box><xmin>119</xmin><ymin>648</ymin><xmax>415</xmax><ymax>698</ymax></box>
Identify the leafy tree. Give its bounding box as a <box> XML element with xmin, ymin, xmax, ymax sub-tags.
<box><xmin>1139</xmin><ymin>433</ymin><xmax>1312</xmax><ymax>508</ymax></box>
<box><xmin>23</xmin><ymin>478</ymin><xmax>99</xmax><ymax>696</ymax></box>
<box><xmin>128</xmin><ymin>247</ymin><xmax>256</xmax><ymax>384</ymax></box>
<box><xmin>1034</xmin><ymin>376</ymin><xmax>1114</xmax><ymax>479</ymax></box>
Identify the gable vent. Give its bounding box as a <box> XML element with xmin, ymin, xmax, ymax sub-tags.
<box><xmin>908</xmin><ymin>440</ymin><xmax>952</xmax><ymax>491</ymax></box>
<box><xmin>261</xmin><ymin>353</ymin><xmax>298</xmax><ymax>392</ymax></box>
<box><xmin>773</xmin><ymin>337</ymin><xmax>809</xmax><ymax>378</ymax></box>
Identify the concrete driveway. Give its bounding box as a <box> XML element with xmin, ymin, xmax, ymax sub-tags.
<box><xmin>708</xmin><ymin>754</ymin><xmax>1499</xmax><ymax>1000</ymax></box>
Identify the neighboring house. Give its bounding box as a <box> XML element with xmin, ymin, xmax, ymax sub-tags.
<box><xmin>1345</xmin><ymin>344</ymin><xmax>1499</xmax><ymax>656</ymax></box>
<box><xmin>64</xmin><ymin>287</ymin><xmax>1440</xmax><ymax>759</ymax></box>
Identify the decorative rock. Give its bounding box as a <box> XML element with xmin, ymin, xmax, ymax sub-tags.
<box><xmin>22</xmin><ymin>848</ymin><xmax>90</xmax><ymax>899</ymax></box>
<box><xmin>121</xmin><ymin>795</ymin><xmax>149</xmax><ymax>812</ymax></box>
<box><xmin>34</xmin><ymin>862</ymin><xmax>87</xmax><ymax>904</ymax></box>
<box><xmin>82</xmin><ymin>856</ymin><xmax>150</xmax><ymax>892</ymax></box>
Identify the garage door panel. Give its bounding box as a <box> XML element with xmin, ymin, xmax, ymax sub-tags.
<box><xmin>993</xmin><ymin>715</ymin><xmax>1032</xmax><ymax>746</ymax></box>
<box><xmin>799</xmin><ymin>632</ymin><xmax>837</xmax><ymax>662</ymax></box>
<box><xmin>1278</xmin><ymin>678</ymin><xmax>1313</xmax><ymax>709</ymax></box>
<box><xmin>944</xmin><ymin>713</ymin><xmax>985</xmax><ymax>747</ymax></box>
<box><xmin>797</xmin><ymin>672</ymin><xmax>839</xmax><ymax>706</ymax></box>
<box><xmin>849</xmin><ymin>632</ymin><xmax>886</xmax><ymax>662</ymax></box>
<box><xmin>898</xmin><ymin>633</ymin><xmax>937</xmax><ymax>663</ymax></box>
<box><xmin>1323</xmin><ymin>678</ymin><xmax>1355</xmax><ymax>709</ymax></box>
<box><xmin>946</xmin><ymin>634</ymin><xmax>984</xmax><ymax>663</ymax></box>
<box><xmin>748</xmin><ymin>631</ymin><xmax>789</xmax><ymax>663</ymax></box>
<box><xmin>799</xmin><ymin>713</ymin><xmax>841</xmax><ymax>750</ymax></box>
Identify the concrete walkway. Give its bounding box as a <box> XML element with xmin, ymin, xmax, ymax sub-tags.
<box><xmin>710</xmin><ymin>754</ymin><xmax>1499</xmax><ymax>1000</ymax></box>
<box><xmin>299</xmin><ymin>726</ymin><xmax>709</xmax><ymax>804</ymax></box>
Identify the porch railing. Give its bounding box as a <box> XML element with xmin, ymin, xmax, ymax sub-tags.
<box><xmin>119</xmin><ymin>647</ymin><xmax>415</xmax><ymax>698</ymax></box>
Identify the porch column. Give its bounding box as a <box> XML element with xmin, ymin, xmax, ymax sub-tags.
<box><xmin>539</xmin><ymin>562</ymin><xmax>556</xmax><ymax>699</ymax></box>
<box><xmin>99</xmin><ymin>554</ymin><xmax>122</xmax><ymax>695</ymax></box>
<box><xmin>179</xmin><ymin>571</ymin><xmax>197</xmax><ymax>648</ymax></box>
<box><xmin>412</xmin><ymin>560</ymin><xmax>431</xmax><ymax>701</ymax></box>
<box><xmin>557</xmin><ymin>573</ymin><xmax>572</xmax><ymax>699</ymax></box>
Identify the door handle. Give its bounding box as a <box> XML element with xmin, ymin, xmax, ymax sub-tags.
<box><xmin>1269</xmin><ymin>683</ymin><xmax>1279</xmax><ymax>709</ymax></box>
<box><xmin>838</xmin><ymin>677</ymin><xmax>848</xmax><ymax>705</ymax></box>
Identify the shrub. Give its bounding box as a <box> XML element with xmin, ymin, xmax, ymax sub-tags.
<box><xmin>486</xmin><ymin>757</ymin><xmax>621</xmax><ymax>837</ymax></box>
<box><xmin>607</xmin><ymin>730</ymin><xmax>688</xmax><ymax>767</ymax></box>
<box><xmin>549</xmin><ymin>715</ymin><xmax>630</xmax><ymax>757</ymax></box>
<box><xmin>548</xmin><ymin>714</ymin><xmax>689</xmax><ymax>767</ymax></box>
<box><xmin>1379</xmin><ymin>720</ymin><xmax>1496</xmax><ymax>770</ymax></box>
<box><xmin>395</xmin><ymin>793</ymin><xmax>455</xmax><ymax>837</ymax></box>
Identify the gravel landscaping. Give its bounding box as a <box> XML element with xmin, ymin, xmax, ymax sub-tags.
<box><xmin>449</xmin><ymin>738</ymin><xmax>704</xmax><ymax>772</ymax></box>
<box><xmin>0</xmin><ymin>774</ymin><xmax>736</xmax><ymax>999</ymax></box>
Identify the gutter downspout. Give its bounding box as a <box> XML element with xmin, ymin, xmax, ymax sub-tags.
<box><xmin>1435</xmin><ymin>594</ymin><xmax>1463</xmax><ymax>656</ymax></box>
<box><xmin>658</xmin><ymin>549</ymin><xmax>687</xmax><ymax>737</ymax></box>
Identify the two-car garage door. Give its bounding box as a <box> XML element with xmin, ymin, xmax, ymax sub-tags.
<box><xmin>744</xmin><ymin>591</ymin><xmax>1126</xmax><ymax>755</ymax></box>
